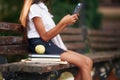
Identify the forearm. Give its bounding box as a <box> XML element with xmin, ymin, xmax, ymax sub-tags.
<box><xmin>42</xmin><ymin>22</ymin><xmax>67</xmax><ymax>41</ymax></box>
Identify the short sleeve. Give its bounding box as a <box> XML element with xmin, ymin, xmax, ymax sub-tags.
<box><xmin>29</xmin><ymin>4</ymin><xmax>42</xmax><ymax>19</ymax></box>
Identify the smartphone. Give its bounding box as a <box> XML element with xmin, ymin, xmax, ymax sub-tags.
<box><xmin>73</xmin><ymin>3</ymin><xmax>82</xmax><ymax>14</ymax></box>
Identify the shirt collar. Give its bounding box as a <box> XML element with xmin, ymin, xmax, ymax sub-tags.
<box><xmin>38</xmin><ymin>2</ymin><xmax>47</xmax><ymax>9</ymax></box>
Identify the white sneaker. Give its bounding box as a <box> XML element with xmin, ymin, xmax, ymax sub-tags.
<box><xmin>57</xmin><ymin>71</ymin><xmax>74</xmax><ymax>80</ymax></box>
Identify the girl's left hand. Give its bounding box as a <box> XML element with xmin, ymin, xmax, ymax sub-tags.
<box><xmin>60</xmin><ymin>14</ymin><xmax>79</xmax><ymax>26</ymax></box>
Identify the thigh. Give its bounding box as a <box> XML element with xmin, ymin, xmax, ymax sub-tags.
<box><xmin>60</xmin><ymin>50</ymin><xmax>90</xmax><ymax>66</ymax></box>
<box><xmin>45</xmin><ymin>41</ymin><xmax>66</xmax><ymax>54</ymax></box>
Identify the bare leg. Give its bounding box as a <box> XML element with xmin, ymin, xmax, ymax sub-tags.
<box><xmin>60</xmin><ymin>50</ymin><xmax>93</xmax><ymax>80</ymax></box>
<box><xmin>68</xmin><ymin>50</ymin><xmax>93</xmax><ymax>80</ymax></box>
<box><xmin>74</xmin><ymin>70</ymin><xmax>82</xmax><ymax>80</ymax></box>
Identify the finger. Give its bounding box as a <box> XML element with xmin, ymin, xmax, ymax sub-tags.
<box><xmin>72</xmin><ymin>19</ymin><xmax>77</xmax><ymax>24</ymax></box>
<box><xmin>73</xmin><ymin>15</ymin><xmax>78</xmax><ymax>20</ymax></box>
<box><xmin>77</xmin><ymin>13</ymin><xmax>79</xmax><ymax>16</ymax></box>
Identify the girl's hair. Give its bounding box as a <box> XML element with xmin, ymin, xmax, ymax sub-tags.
<box><xmin>19</xmin><ymin>0</ymin><xmax>33</xmax><ymax>27</ymax></box>
<box><xmin>19</xmin><ymin>0</ymin><xmax>49</xmax><ymax>27</ymax></box>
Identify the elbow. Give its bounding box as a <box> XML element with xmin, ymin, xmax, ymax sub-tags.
<box><xmin>40</xmin><ymin>35</ymin><xmax>49</xmax><ymax>42</ymax></box>
<box><xmin>39</xmin><ymin>32</ymin><xmax>52</xmax><ymax>42</ymax></box>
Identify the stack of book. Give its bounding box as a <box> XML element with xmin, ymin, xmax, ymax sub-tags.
<box><xmin>21</xmin><ymin>54</ymin><xmax>68</xmax><ymax>64</ymax></box>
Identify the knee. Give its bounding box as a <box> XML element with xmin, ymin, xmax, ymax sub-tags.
<box><xmin>81</xmin><ymin>57</ymin><xmax>93</xmax><ymax>70</ymax></box>
<box><xmin>86</xmin><ymin>57</ymin><xmax>93</xmax><ymax>68</ymax></box>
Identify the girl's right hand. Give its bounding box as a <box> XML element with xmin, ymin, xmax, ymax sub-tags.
<box><xmin>60</xmin><ymin>14</ymin><xmax>79</xmax><ymax>26</ymax></box>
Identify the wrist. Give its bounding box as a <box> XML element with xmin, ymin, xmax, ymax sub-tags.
<box><xmin>59</xmin><ymin>21</ymin><xmax>68</xmax><ymax>27</ymax></box>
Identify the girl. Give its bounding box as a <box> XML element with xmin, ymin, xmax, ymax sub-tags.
<box><xmin>19</xmin><ymin>0</ymin><xmax>93</xmax><ymax>80</ymax></box>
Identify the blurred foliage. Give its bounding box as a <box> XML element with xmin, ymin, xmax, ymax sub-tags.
<box><xmin>0</xmin><ymin>0</ymin><xmax>102</xmax><ymax>29</ymax></box>
<box><xmin>83</xmin><ymin>0</ymin><xmax>103</xmax><ymax>29</ymax></box>
<box><xmin>0</xmin><ymin>0</ymin><xmax>23</xmax><ymax>23</ymax></box>
<box><xmin>51</xmin><ymin>0</ymin><xmax>79</xmax><ymax>23</ymax></box>
<box><xmin>52</xmin><ymin>0</ymin><xmax>103</xmax><ymax>29</ymax></box>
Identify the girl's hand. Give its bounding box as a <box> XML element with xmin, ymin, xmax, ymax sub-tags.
<box><xmin>60</xmin><ymin>14</ymin><xmax>79</xmax><ymax>26</ymax></box>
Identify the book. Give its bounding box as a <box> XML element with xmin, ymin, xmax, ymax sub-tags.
<box><xmin>21</xmin><ymin>58</ymin><xmax>68</xmax><ymax>64</ymax></box>
<box><xmin>21</xmin><ymin>54</ymin><xmax>68</xmax><ymax>64</ymax></box>
<box><xmin>28</xmin><ymin>54</ymin><xmax>60</xmax><ymax>58</ymax></box>
<box><xmin>28</xmin><ymin>57</ymin><xmax>61</xmax><ymax>62</ymax></box>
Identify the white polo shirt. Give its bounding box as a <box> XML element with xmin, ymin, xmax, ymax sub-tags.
<box><xmin>27</xmin><ymin>2</ymin><xmax>67</xmax><ymax>50</ymax></box>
